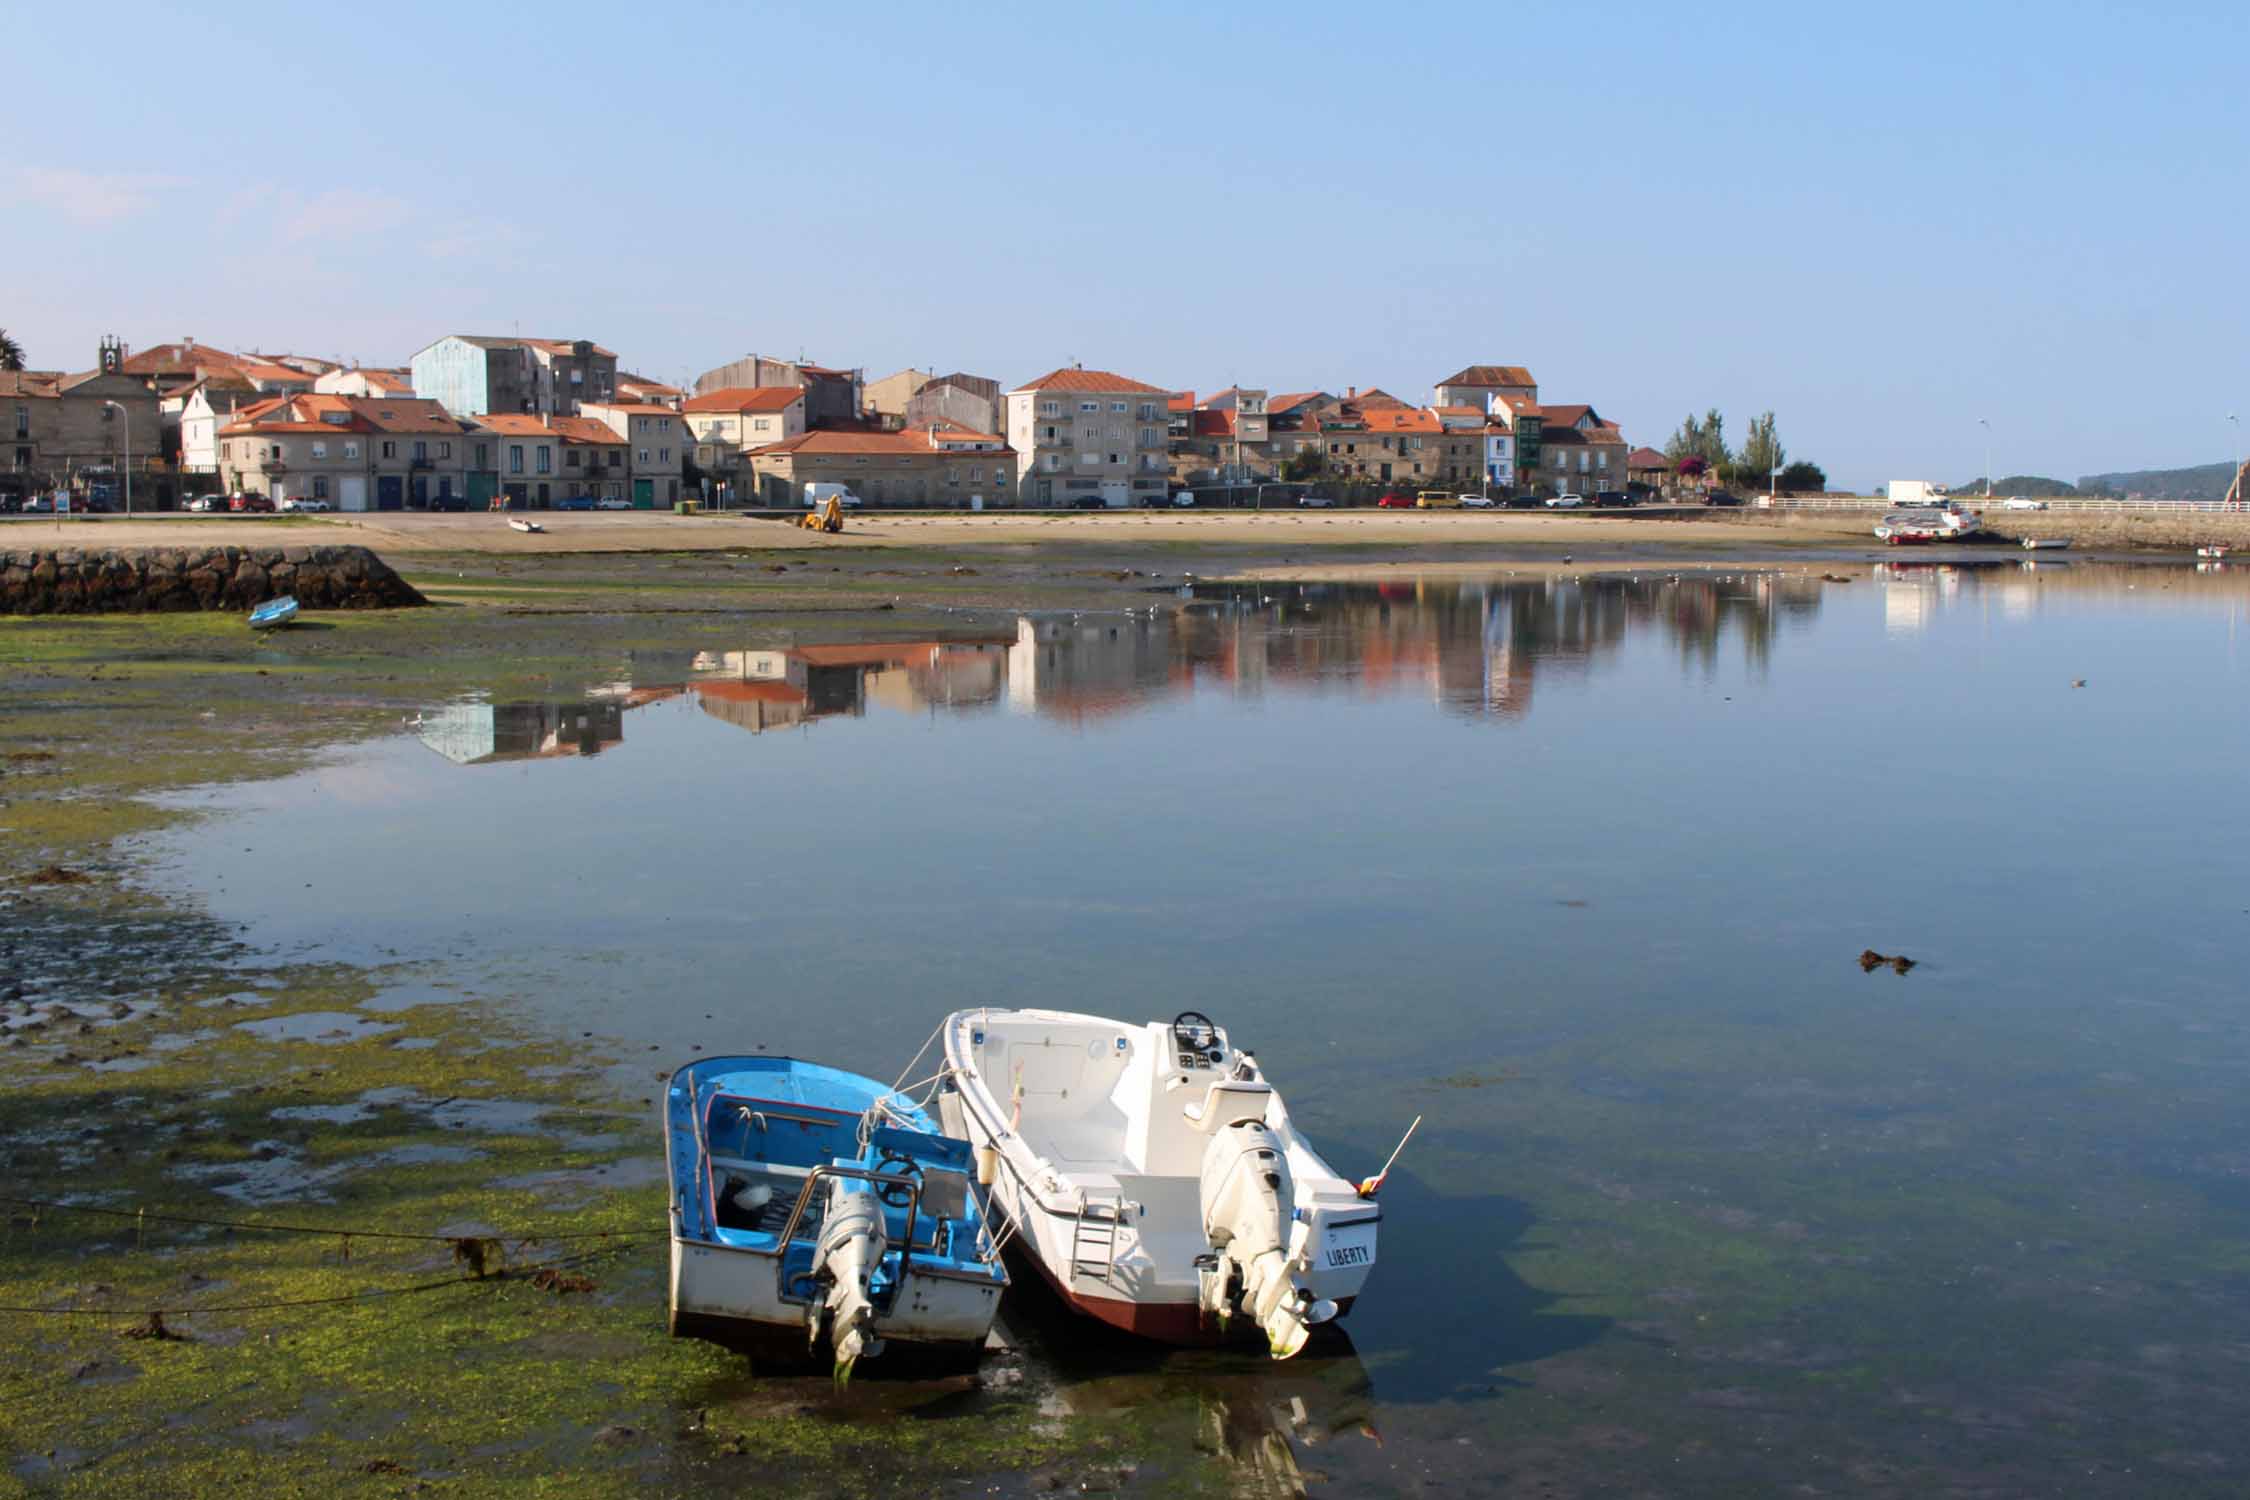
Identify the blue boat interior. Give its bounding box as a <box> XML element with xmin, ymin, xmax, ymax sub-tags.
<box><xmin>668</xmin><ymin>1056</ymin><xmax>1004</xmax><ymax>1310</ymax></box>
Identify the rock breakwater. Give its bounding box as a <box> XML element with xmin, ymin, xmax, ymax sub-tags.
<box><xmin>1</xmin><ymin>544</ymin><xmax>424</xmax><ymax>615</ymax></box>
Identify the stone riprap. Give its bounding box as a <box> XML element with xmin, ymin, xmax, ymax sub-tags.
<box><xmin>0</xmin><ymin>544</ymin><xmax>425</xmax><ymax>614</ymax></box>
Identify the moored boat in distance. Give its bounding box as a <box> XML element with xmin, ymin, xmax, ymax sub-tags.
<box><xmin>508</xmin><ymin>517</ymin><xmax>544</xmax><ymax>533</ymax></box>
<box><xmin>1874</xmin><ymin>501</ymin><xmax>1982</xmax><ymax>545</ymax></box>
<box><xmin>664</xmin><ymin>1056</ymin><xmax>1008</xmax><ymax>1376</ymax></box>
<box><xmin>940</xmin><ymin>1007</ymin><xmax>1380</xmax><ymax>1359</ymax></box>
<box><xmin>2021</xmin><ymin>537</ymin><xmax>2072</xmax><ymax>550</ymax></box>
<box><xmin>2196</xmin><ymin>544</ymin><xmax>2229</xmax><ymax>559</ymax></box>
<box><xmin>248</xmin><ymin>595</ymin><xmax>298</xmax><ymax>630</ymax></box>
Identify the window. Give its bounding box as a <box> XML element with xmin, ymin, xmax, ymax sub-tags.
<box><xmin>1079</xmin><ymin>402</ymin><xmax>1099</xmax><ymax>413</ymax></box>
<box><xmin>1597</xmin><ymin>451</ymin><xmax>1608</xmax><ymax>470</ymax></box>
<box><xmin>608</xmin><ymin>451</ymin><xmax>621</xmax><ymax>468</ymax></box>
<box><xmin>413</xmin><ymin>440</ymin><xmax>428</xmax><ymax>462</ymax></box>
<box><xmin>567</xmin><ymin>449</ymin><xmax>582</xmax><ymax>467</ymax></box>
<box><xmin>659</xmin><ymin>418</ymin><xmax>671</xmax><ymax>433</ymax></box>
<box><xmin>1108</xmin><ymin>425</ymin><xmax>1121</xmax><ymax>441</ymax></box>
<box><xmin>1046</xmin><ymin>454</ymin><xmax>1061</xmax><ymax>471</ymax></box>
<box><xmin>536</xmin><ymin>447</ymin><xmax>551</xmax><ymax>474</ymax></box>
<box><xmin>638</xmin><ymin>449</ymin><xmax>650</xmax><ymax>463</ymax></box>
<box><xmin>313</xmin><ymin>476</ymin><xmax>329</xmax><ymax>500</ymax></box>
<box><xmin>312</xmin><ymin>441</ymin><xmax>327</xmax><ymax>459</ymax></box>
<box><xmin>946</xmin><ymin>467</ymin><xmax>959</xmax><ymax>483</ymax></box>
<box><xmin>440</xmin><ymin>441</ymin><xmax>451</xmax><ymax>459</ymax></box>
<box><xmin>1138</xmin><ymin>403</ymin><xmax>1157</xmax><ymax>421</ymax></box>
<box><xmin>1110</xmin><ymin>402</ymin><xmax>1126</xmax><ymax>414</ymax></box>
<box><xmin>1139</xmin><ymin>427</ymin><xmax>1158</xmax><ymax>446</ymax></box>
<box><xmin>753</xmin><ymin>418</ymin><xmax>771</xmax><ymax>433</ymax></box>
<box><xmin>12</xmin><ymin>405</ymin><xmax>26</xmax><ymax>438</ymax></box>
<box><xmin>1041</xmin><ymin>401</ymin><xmax>1060</xmax><ymax>417</ymax></box>
<box><xmin>1108</xmin><ymin>452</ymin><xmax>1122</xmax><ymax>465</ymax></box>
<box><xmin>475</xmin><ymin>443</ymin><xmax>489</xmax><ymax>466</ymax></box>
<box><xmin>509</xmin><ymin>445</ymin><xmax>525</xmax><ymax>475</ymax></box>
<box><xmin>345</xmin><ymin>441</ymin><xmax>360</xmax><ymax>460</ymax></box>
<box><xmin>381</xmin><ymin>440</ymin><xmax>396</xmax><ymax>459</ymax></box>
<box><xmin>968</xmin><ymin>467</ymin><xmax>980</xmax><ymax>483</ymax></box>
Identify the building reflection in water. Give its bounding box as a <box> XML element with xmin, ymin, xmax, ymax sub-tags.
<box><xmin>414</xmin><ymin>573</ymin><xmax>1830</xmax><ymax>766</ymax></box>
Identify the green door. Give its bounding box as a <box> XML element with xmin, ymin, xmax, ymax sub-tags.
<box><xmin>467</xmin><ymin>472</ymin><xmax>498</xmax><ymax>509</ymax></box>
<box><xmin>632</xmin><ymin>479</ymin><xmax>654</xmax><ymax>509</ymax></box>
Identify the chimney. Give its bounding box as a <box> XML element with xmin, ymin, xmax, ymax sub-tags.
<box><xmin>1347</xmin><ymin>385</ymin><xmax>1357</xmax><ymax>399</ymax></box>
<box><xmin>184</xmin><ymin>336</ymin><xmax>195</xmax><ymax>352</ymax></box>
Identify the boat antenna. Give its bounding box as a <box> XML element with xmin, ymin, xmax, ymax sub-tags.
<box><xmin>1356</xmin><ymin>1115</ymin><xmax>1422</xmax><ymax>1199</ymax></box>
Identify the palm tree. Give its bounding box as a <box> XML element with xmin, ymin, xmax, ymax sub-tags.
<box><xmin>0</xmin><ymin>327</ymin><xmax>23</xmax><ymax>371</ymax></box>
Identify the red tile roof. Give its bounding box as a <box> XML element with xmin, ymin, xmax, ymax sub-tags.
<box><xmin>1627</xmin><ymin>447</ymin><xmax>1670</xmax><ymax>468</ymax></box>
<box><xmin>219</xmin><ymin>394</ymin><xmax>367</xmax><ymax>435</ymax></box>
<box><xmin>750</xmin><ymin>423</ymin><xmax>1012</xmax><ymax>458</ymax></box>
<box><xmin>1355</xmin><ymin>407</ymin><xmax>1441</xmax><ymax>434</ymax></box>
<box><xmin>473</xmin><ymin>414</ymin><xmax>564</xmax><ymax>437</ymax></box>
<box><xmin>351</xmin><ymin>398</ymin><xmax>474</xmax><ymax>435</ymax></box>
<box><xmin>1191</xmin><ymin>410</ymin><xmax>1235</xmax><ymax>438</ymax></box>
<box><xmin>1012</xmin><ymin>367</ymin><xmax>1168</xmax><ymax>396</ymax></box>
<box><xmin>547</xmin><ymin>416</ymin><xmax>627</xmax><ymax>446</ymax></box>
<box><xmin>0</xmin><ymin>371</ymin><xmax>62</xmax><ymax>398</ymax></box>
<box><xmin>119</xmin><ymin>342</ymin><xmax>243</xmax><ymax>377</ymax></box>
<box><xmin>1266</xmin><ymin>391</ymin><xmax>1329</xmax><ymax>414</ymax></box>
<box><xmin>1167</xmin><ymin>392</ymin><xmax>1196</xmax><ymax>413</ymax></box>
<box><xmin>682</xmin><ymin>386</ymin><xmax>805</xmax><ymax>414</ymax></box>
<box><xmin>1437</xmin><ymin>364</ymin><xmax>1537</xmax><ymax>390</ymax></box>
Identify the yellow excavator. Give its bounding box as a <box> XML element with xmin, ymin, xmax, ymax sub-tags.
<box><xmin>798</xmin><ymin>497</ymin><xmax>844</xmax><ymax>534</ymax></box>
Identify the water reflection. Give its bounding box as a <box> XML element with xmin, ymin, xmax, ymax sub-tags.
<box><xmin>413</xmin><ymin>573</ymin><xmax>1836</xmax><ymax>764</ymax></box>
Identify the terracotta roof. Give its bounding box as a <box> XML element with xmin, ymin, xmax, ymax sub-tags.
<box><xmin>350</xmin><ymin>397</ymin><xmax>473</xmax><ymax>435</ymax></box>
<box><xmin>0</xmin><ymin>371</ymin><xmax>63</xmax><ymax>398</ymax></box>
<box><xmin>1167</xmin><ymin>392</ymin><xmax>1196</xmax><ymax>413</ymax></box>
<box><xmin>473</xmin><ymin>414</ymin><xmax>564</xmax><ymax>437</ymax></box>
<box><xmin>1436</xmin><ymin>364</ymin><xmax>1536</xmax><ymax>390</ymax></box>
<box><xmin>616</xmin><ymin>372</ymin><xmax>681</xmax><ymax>397</ymax></box>
<box><xmin>750</xmin><ymin>424</ymin><xmax>1013</xmax><ymax>458</ymax></box>
<box><xmin>1355</xmin><ymin>407</ymin><xmax>1442</xmax><ymax>434</ymax></box>
<box><xmin>233</xmin><ymin>358</ymin><xmax>317</xmax><ymax>386</ymax></box>
<box><xmin>119</xmin><ymin>342</ymin><xmax>244</xmax><ymax>377</ymax></box>
<box><xmin>350</xmin><ymin>368</ymin><xmax>413</xmax><ymax>394</ymax></box>
<box><xmin>583</xmin><ymin>401</ymin><xmax>680</xmax><ymax>416</ymax></box>
<box><xmin>1537</xmin><ymin>403</ymin><xmax>1601</xmax><ymax>429</ymax></box>
<box><xmin>220</xmin><ymin>394</ymin><xmax>367</xmax><ymax>436</ymax></box>
<box><xmin>1266</xmin><ymin>391</ymin><xmax>1328</xmax><ymax>414</ymax></box>
<box><xmin>1540</xmin><ymin>425</ymin><xmax>1587</xmax><ymax>445</ymax></box>
<box><xmin>1191</xmin><ymin>410</ymin><xmax>1235</xmax><ymax>438</ymax></box>
<box><xmin>1432</xmin><ymin>405</ymin><xmax>1483</xmax><ymax>419</ymax></box>
<box><xmin>682</xmin><ymin>386</ymin><xmax>804</xmax><ymax>414</ymax></box>
<box><xmin>1348</xmin><ymin>388</ymin><xmax>1407</xmax><ymax>408</ymax></box>
<box><xmin>1012</xmin><ymin>367</ymin><xmax>1168</xmax><ymax>396</ymax></box>
<box><xmin>547</xmin><ymin>416</ymin><xmax>626</xmax><ymax>446</ymax></box>
<box><xmin>1627</xmin><ymin>447</ymin><xmax>1670</xmax><ymax>468</ymax></box>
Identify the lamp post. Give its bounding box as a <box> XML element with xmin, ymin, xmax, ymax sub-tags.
<box><xmin>103</xmin><ymin>400</ymin><xmax>132</xmax><ymax>517</ymax></box>
<box><xmin>2229</xmin><ymin>413</ymin><xmax>2241</xmax><ymax>510</ymax></box>
<box><xmin>1978</xmin><ymin>416</ymin><xmax>1991</xmax><ymax>500</ymax></box>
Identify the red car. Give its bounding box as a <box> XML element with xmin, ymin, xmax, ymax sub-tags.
<box><xmin>1376</xmin><ymin>492</ymin><xmax>1414</xmax><ymax>508</ymax></box>
<box><xmin>228</xmin><ymin>494</ymin><xmax>276</xmax><ymax>513</ymax></box>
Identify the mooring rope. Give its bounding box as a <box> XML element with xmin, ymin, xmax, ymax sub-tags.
<box><xmin>1</xmin><ymin>1196</ymin><xmax>663</xmax><ymax>1244</ymax></box>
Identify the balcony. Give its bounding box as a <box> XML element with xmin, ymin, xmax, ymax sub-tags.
<box><xmin>259</xmin><ymin>460</ymin><xmax>287</xmax><ymax>475</ymax></box>
<box><xmin>410</xmin><ymin>457</ymin><xmax>433</xmax><ymax>470</ymax></box>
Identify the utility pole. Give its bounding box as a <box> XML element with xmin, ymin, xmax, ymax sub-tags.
<box><xmin>1978</xmin><ymin>416</ymin><xmax>1991</xmax><ymax>500</ymax></box>
<box><xmin>104</xmin><ymin>401</ymin><xmax>132</xmax><ymax>516</ymax></box>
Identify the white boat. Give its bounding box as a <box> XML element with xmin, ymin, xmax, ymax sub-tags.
<box><xmin>2020</xmin><ymin>537</ymin><xmax>2071</xmax><ymax>551</ymax></box>
<box><xmin>939</xmin><ymin>1008</ymin><xmax>1381</xmax><ymax>1359</ymax></box>
<box><xmin>508</xmin><ymin>517</ymin><xmax>544</xmax><ymax>533</ymax></box>
<box><xmin>2196</xmin><ymin>544</ymin><xmax>2228</xmax><ymax>560</ymax></box>
<box><xmin>1874</xmin><ymin>503</ymin><xmax>1980</xmax><ymax>545</ymax></box>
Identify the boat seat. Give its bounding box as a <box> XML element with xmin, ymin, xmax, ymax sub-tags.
<box><xmin>1181</xmin><ymin>1080</ymin><xmax>1273</xmax><ymax>1134</ymax></box>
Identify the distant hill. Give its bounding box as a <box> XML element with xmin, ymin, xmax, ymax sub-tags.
<box><xmin>2076</xmin><ymin>461</ymin><xmax>2239</xmax><ymax>501</ymax></box>
<box><xmin>1951</xmin><ymin>474</ymin><xmax>2078</xmax><ymax>498</ymax></box>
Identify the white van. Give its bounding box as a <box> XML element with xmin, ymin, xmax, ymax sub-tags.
<box><xmin>804</xmin><ymin>482</ymin><xmax>863</xmax><ymax>509</ymax></box>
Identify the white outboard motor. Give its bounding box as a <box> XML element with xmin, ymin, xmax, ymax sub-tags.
<box><xmin>1197</xmin><ymin>1119</ymin><xmax>1328</xmax><ymax>1358</ymax></box>
<box><xmin>810</xmin><ymin>1179</ymin><xmax>887</xmax><ymax>1377</ymax></box>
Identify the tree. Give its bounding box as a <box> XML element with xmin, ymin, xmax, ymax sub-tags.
<box><xmin>1738</xmin><ymin>411</ymin><xmax>1785</xmax><ymax>485</ymax></box>
<box><xmin>1282</xmin><ymin>448</ymin><xmax>1325</xmax><ymax>482</ymax></box>
<box><xmin>1663</xmin><ymin>409</ymin><xmax>1730</xmax><ymax>469</ymax></box>
<box><xmin>1676</xmin><ymin>455</ymin><xmax>1709</xmax><ymax>480</ymax></box>
<box><xmin>0</xmin><ymin>328</ymin><xmax>23</xmax><ymax>372</ymax></box>
<box><xmin>1777</xmin><ymin>461</ymin><xmax>1826</xmax><ymax>493</ymax></box>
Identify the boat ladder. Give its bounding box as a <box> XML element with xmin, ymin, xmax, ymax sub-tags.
<box><xmin>1070</xmin><ymin>1192</ymin><xmax>1121</xmax><ymax>1285</ymax></box>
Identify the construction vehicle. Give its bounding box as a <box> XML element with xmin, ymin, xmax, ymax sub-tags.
<box><xmin>799</xmin><ymin>497</ymin><xmax>844</xmax><ymax>534</ymax></box>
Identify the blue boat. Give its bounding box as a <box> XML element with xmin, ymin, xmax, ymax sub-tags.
<box><xmin>664</xmin><ymin>1056</ymin><xmax>1008</xmax><ymax>1376</ymax></box>
<box><xmin>248</xmin><ymin>595</ymin><xmax>299</xmax><ymax>630</ymax></box>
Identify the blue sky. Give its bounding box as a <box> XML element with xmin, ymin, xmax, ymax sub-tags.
<box><xmin>5</xmin><ymin>0</ymin><xmax>2245</xmax><ymax>487</ymax></box>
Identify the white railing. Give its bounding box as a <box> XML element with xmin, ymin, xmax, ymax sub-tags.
<box><xmin>1760</xmin><ymin>496</ymin><xmax>2244</xmax><ymax>514</ymax></box>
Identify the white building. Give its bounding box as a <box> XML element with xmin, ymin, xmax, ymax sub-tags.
<box><xmin>1004</xmin><ymin>367</ymin><xmax>1171</xmax><ymax>508</ymax></box>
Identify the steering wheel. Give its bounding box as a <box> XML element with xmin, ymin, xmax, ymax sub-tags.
<box><xmin>874</xmin><ymin>1150</ymin><xmax>922</xmax><ymax>1208</ymax></box>
<box><xmin>1172</xmin><ymin>1010</ymin><xmax>1219</xmax><ymax>1057</ymax></box>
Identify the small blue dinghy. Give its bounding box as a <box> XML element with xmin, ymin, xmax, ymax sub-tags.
<box><xmin>665</xmin><ymin>1055</ymin><xmax>1008</xmax><ymax>1376</ymax></box>
<box><xmin>248</xmin><ymin>595</ymin><xmax>299</xmax><ymax>630</ymax></box>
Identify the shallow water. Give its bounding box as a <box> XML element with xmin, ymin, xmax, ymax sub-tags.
<box><xmin>135</xmin><ymin>562</ymin><xmax>2250</xmax><ymax>1493</ymax></box>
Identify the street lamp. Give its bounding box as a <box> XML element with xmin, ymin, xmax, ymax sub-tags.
<box><xmin>102</xmin><ymin>400</ymin><xmax>132</xmax><ymax>517</ymax></box>
<box><xmin>2229</xmin><ymin>413</ymin><xmax>2241</xmax><ymax>510</ymax></box>
<box><xmin>1978</xmin><ymin>416</ymin><xmax>1991</xmax><ymax>500</ymax></box>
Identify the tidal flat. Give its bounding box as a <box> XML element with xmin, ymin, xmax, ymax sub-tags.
<box><xmin>7</xmin><ymin>541</ymin><xmax>2250</xmax><ymax>1498</ymax></box>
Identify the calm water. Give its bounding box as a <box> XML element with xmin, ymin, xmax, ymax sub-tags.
<box><xmin>139</xmin><ymin>561</ymin><xmax>2250</xmax><ymax>1494</ymax></box>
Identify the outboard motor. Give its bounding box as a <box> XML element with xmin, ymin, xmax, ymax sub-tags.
<box><xmin>1197</xmin><ymin>1119</ymin><xmax>1326</xmax><ymax>1358</ymax></box>
<box><xmin>809</xmin><ymin>1179</ymin><xmax>887</xmax><ymax>1378</ymax></box>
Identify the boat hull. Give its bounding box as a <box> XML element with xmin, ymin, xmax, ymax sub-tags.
<box><xmin>668</xmin><ymin>1227</ymin><xmax>1001</xmax><ymax>1351</ymax></box>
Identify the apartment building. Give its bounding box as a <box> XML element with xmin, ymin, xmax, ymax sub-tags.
<box><xmin>217</xmin><ymin>393</ymin><xmax>475</xmax><ymax>510</ymax></box>
<box><xmin>682</xmin><ymin>387</ymin><xmax>806</xmax><ymax>476</ymax></box>
<box><xmin>1</xmin><ymin>341</ymin><xmax>163</xmax><ymax>502</ymax></box>
<box><xmin>580</xmin><ymin>400</ymin><xmax>686</xmax><ymax>507</ymax></box>
<box><xmin>1004</xmin><ymin>367</ymin><xmax>1171</xmax><ymax>507</ymax></box>
<box><xmin>1433</xmin><ymin>364</ymin><xmax>1538</xmax><ymax>411</ymax></box>
<box><xmin>691</xmin><ymin>354</ymin><xmax>861</xmax><ymax>427</ymax></box>
<box><xmin>411</xmin><ymin>335</ymin><xmax>618</xmax><ymax>417</ymax></box>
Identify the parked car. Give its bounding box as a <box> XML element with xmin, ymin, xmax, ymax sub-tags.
<box><xmin>1141</xmin><ymin>494</ymin><xmax>1173</xmax><ymax>508</ymax></box>
<box><xmin>595</xmin><ymin>496</ymin><xmax>633</xmax><ymax>510</ymax></box>
<box><xmin>1460</xmin><ymin>493</ymin><xmax>1497</xmax><ymax>509</ymax></box>
<box><xmin>1544</xmin><ymin>493</ymin><xmax>1587</xmax><ymax>509</ymax></box>
<box><xmin>22</xmin><ymin>496</ymin><xmax>56</xmax><ymax>513</ymax></box>
<box><xmin>1705</xmin><ymin>491</ymin><xmax>1743</xmax><ymax>507</ymax></box>
<box><xmin>1594</xmin><ymin>490</ymin><xmax>1632</xmax><ymax>508</ymax></box>
<box><xmin>1415</xmin><ymin>490</ymin><xmax>1461</xmax><ymax>509</ymax></box>
<box><xmin>1296</xmin><ymin>493</ymin><xmax>1335</xmax><ymax>508</ymax></box>
<box><xmin>2003</xmin><ymin>496</ymin><xmax>2048</xmax><ymax>511</ymax></box>
<box><xmin>1172</xmin><ymin>492</ymin><xmax>1196</xmax><ymax>508</ymax></box>
<box><xmin>1072</xmin><ymin>496</ymin><xmax>1109</xmax><ymax>510</ymax></box>
<box><xmin>277</xmin><ymin>496</ymin><xmax>330</xmax><ymax>513</ymax></box>
<box><xmin>229</xmin><ymin>494</ymin><xmax>276</xmax><ymax>513</ymax></box>
<box><xmin>183</xmin><ymin>493</ymin><xmax>226</xmax><ymax>513</ymax></box>
<box><xmin>1376</xmin><ymin>492</ymin><xmax>1415</xmax><ymax>508</ymax></box>
<box><xmin>554</xmin><ymin>495</ymin><xmax>596</xmax><ymax>511</ymax></box>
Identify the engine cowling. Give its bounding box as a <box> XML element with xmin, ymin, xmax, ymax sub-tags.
<box><xmin>1197</xmin><ymin>1119</ymin><xmax>1321</xmax><ymax>1358</ymax></box>
<box><xmin>811</xmin><ymin>1179</ymin><xmax>887</xmax><ymax>1378</ymax></box>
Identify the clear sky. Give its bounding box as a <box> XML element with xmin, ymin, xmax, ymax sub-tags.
<box><xmin>5</xmin><ymin>1</ymin><xmax>2245</xmax><ymax>488</ymax></box>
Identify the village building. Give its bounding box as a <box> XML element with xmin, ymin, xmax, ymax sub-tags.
<box><xmin>863</xmin><ymin>368</ymin><xmax>936</xmax><ymax>421</ymax></box>
<box><xmin>903</xmin><ymin>373</ymin><xmax>1002</xmax><ymax>438</ymax></box>
<box><xmin>580</xmin><ymin>400</ymin><xmax>687</xmax><ymax>507</ymax></box>
<box><xmin>313</xmin><ymin>367</ymin><xmax>413</xmax><ymax>399</ymax></box>
<box><xmin>1433</xmin><ymin>363</ymin><xmax>1538</xmax><ymax>411</ymax></box>
<box><xmin>682</xmin><ymin>387</ymin><xmax>806</xmax><ymax>480</ymax></box>
<box><xmin>411</xmin><ymin>335</ymin><xmax>618</xmax><ymax>417</ymax></box>
<box><xmin>1004</xmin><ymin>367</ymin><xmax>1171</xmax><ymax>507</ymax></box>
<box><xmin>615</xmin><ymin>372</ymin><xmax>683</xmax><ymax>407</ymax></box>
<box><xmin>746</xmin><ymin>420</ymin><xmax>1015</xmax><ymax>509</ymax></box>
<box><xmin>691</xmin><ymin>354</ymin><xmax>862</xmax><ymax>428</ymax></box>
<box><xmin>2</xmin><ymin>339</ymin><xmax>164</xmax><ymax>505</ymax></box>
<box><xmin>217</xmin><ymin>393</ymin><xmax>477</xmax><ymax>510</ymax></box>
<box><xmin>177</xmin><ymin>375</ymin><xmax>262</xmax><ymax>476</ymax></box>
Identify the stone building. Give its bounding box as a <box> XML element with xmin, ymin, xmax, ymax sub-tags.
<box><xmin>2</xmin><ymin>343</ymin><xmax>163</xmax><ymax>504</ymax></box>
<box><xmin>1433</xmin><ymin>364</ymin><xmax>1538</xmax><ymax>410</ymax></box>
<box><xmin>682</xmin><ymin>387</ymin><xmax>806</xmax><ymax>478</ymax></box>
<box><xmin>1004</xmin><ymin>367</ymin><xmax>1171</xmax><ymax>507</ymax></box>
<box><xmin>904</xmin><ymin>374</ymin><xmax>1001</xmax><ymax>438</ymax></box>
<box><xmin>580</xmin><ymin>401</ymin><xmax>687</xmax><ymax>507</ymax></box>
<box><xmin>863</xmin><ymin>368</ymin><xmax>935</xmax><ymax>420</ymax></box>
<box><xmin>747</xmin><ymin>421</ymin><xmax>1015</xmax><ymax>509</ymax></box>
